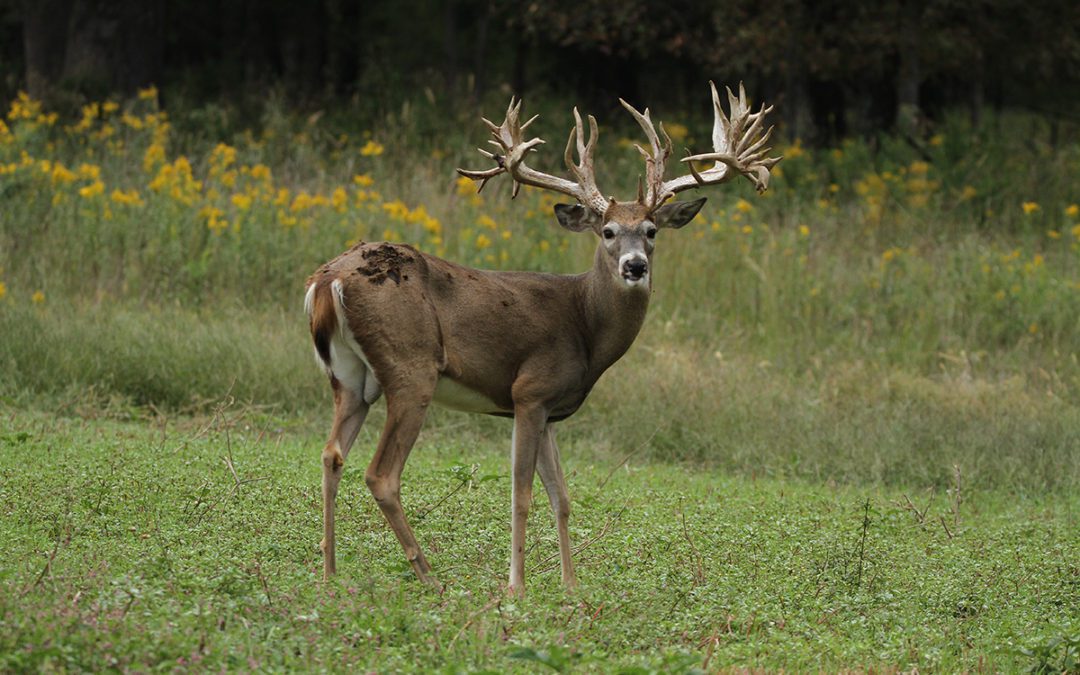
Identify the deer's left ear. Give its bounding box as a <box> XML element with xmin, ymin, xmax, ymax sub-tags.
<box><xmin>653</xmin><ymin>197</ymin><xmax>707</xmax><ymax>229</ymax></box>
<box><xmin>554</xmin><ymin>203</ymin><xmax>602</xmax><ymax>232</ymax></box>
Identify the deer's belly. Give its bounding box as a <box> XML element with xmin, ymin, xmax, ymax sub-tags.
<box><xmin>433</xmin><ymin>377</ymin><xmax>510</xmax><ymax>414</ymax></box>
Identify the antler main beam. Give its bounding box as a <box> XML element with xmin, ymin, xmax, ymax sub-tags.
<box><xmin>457</xmin><ymin>99</ymin><xmax>610</xmax><ymax>215</ymax></box>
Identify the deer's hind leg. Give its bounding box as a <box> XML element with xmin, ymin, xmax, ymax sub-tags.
<box><xmin>321</xmin><ymin>378</ymin><xmax>372</xmax><ymax>579</ymax></box>
<box><xmin>364</xmin><ymin>369</ymin><xmax>439</xmax><ymax>586</ymax></box>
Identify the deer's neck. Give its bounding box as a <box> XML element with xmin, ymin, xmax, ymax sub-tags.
<box><xmin>577</xmin><ymin>246</ymin><xmax>650</xmax><ymax>378</ymax></box>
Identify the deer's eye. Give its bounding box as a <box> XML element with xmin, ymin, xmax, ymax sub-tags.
<box><xmin>602</xmin><ymin>227</ymin><xmax>616</xmax><ymax>240</ymax></box>
<box><xmin>646</xmin><ymin>228</ymin><xmax>657</xmax><ymax>239</ymax></box>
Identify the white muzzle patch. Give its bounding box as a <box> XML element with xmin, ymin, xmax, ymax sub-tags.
<box><xmin>618</xmin><ymin>253</ymin><xmax>649</xmax><ymax>287</ymax></box>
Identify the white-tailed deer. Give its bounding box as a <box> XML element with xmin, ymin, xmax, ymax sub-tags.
<box><xmin>305</xmin><ymin>83</ymin><xmax>780</xmax><ymax>594</ymax></box>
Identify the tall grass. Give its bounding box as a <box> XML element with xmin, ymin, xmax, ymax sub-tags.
<box><xmin>2</xmin><ymin>89</ymin><xmax>1079</xmax><ymax>490</ymax></box>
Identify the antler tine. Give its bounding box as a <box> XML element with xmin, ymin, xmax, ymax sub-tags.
<box><xmin>619</xmin><ymin>98</ymin><xmax>674</xmax><ymax>208</ymax></box>
<box><xmin>660</xmin><ymin>81</ymin><xmax>783</xmax><ymax>197</ymax></box>
<box><xmin>559</xmin><ymin>108</ymin><xmax>608</xmax><ymax>213</ymax></box>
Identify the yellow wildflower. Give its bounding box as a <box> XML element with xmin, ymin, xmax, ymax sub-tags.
<box><xmin>476</xmin><ymin>233</ymin><xmax>492</xmax><ymax>249</ymax></box>
<box><xmin>199</xmin><ymin>205</ymin><xmax>228</xmax><ymax>233</ymax></box>
<box><xmin>960</xmin><ymin>185</ymin><xmax>977</xmax><ymax>201</ymax></box>
<box><xmin>382</xmin><ymin>200</ymin><xmax>409</xmax><ymax>219</ymax></box>
<box><xmin>78</xmin><ymin>180</ymin><xmax>105</xmax><ymax>199</ymax></box>
<box><xmin>231</xmin><ymin>193</ymin><xmax>253</xmax><ymax>211</ymax></box>
<box><xmin>1022</xmin><ymin>201</ymin><xmax>1040</xmax><ymax>215</ymax></box>
<box><xmin>929</xmin><ymin>134</ymin><xmax>944</xmax><ymax>147</ymax></box>
<box><xmin>1047</xmin><ymin>230</ymin><xmax>1060</xmax><ymax>239</ymax></box>
<box><xmin>121</xmin><ymin>113</ymin><xmax>144</xmax><ymax>130</ymax></box>
<box><xmin>210</xmin><ymin>143</ymin><xmax>237</xmax><ymax>173</ymax></box>
<box><xmin>250</xmin><ymin>164</ymin><xmax>272</xmax><ymax>181</ymax></box>
<box><xmin>735</xmin><ymin>198</ymin><xmax>754</xmax><ymax>213</ymax></box>
<box><xmin>477</xmin><ymin>214</ymin><xmax>498</xmax><ymax>230</ymax></box>
<box><xmin>31</xmin><ymin>290</ymin><xmax>45</xmax><ymax>304</ymax></box>
<box><xmin>143</xmin><ymin>143</ymin><xmax>166</xmax><ymax>172</ymax></box>
<box><xmin>782</xmin><ymin>139</ymin><xmax>804</xmax><ymax>159</ymax></box>
<box><xmin>77</xmin><ymin>163</ymin><xmax>101</xmax><ymax>180</ymax></box>
<box><xmin>360</xmin><ymin>140</ymin><xmax>384</xmax><ymax>156</ymax></box>
<box><xmin>137</xmin><ymin>85</ymin><xmax>158</xmax><ymax>101</ymax></box>
<box><xmin>292</xmin><ymin>191</ymin><xmax>317</xmax><ymax>212</ymax></box>
<box><xmin>1066</xmin><ymin>204</ymin><xmax>1079</xmax><ymax>218</ymax></box>
<box><xmin>8</xmin><ymin>92</ymin><xmax>42</xmax><ymax>121</ymax></box>
<box><xmin>353</xmin><ymin>173</ymin><xmax>374</xmax><ymax>187</ymax></box>
<box><xmin>798</xmin><ymin>224</ymin><xmax>810</xmax><ymax>237</ymax></box>
<box><xmin>455</xmin><ymin>175</ymin><xmax>476</xmax><ymax>195</ymax></box>
<box><xmin>665</xmin><ymin>122</ymin><xmax>689</xmax><ymax>144</ymax></box>
<box><xmin>51</xmin><ymin>163</ymin><xmax>76</xmax><ymax>184</ymax></box>
<box><xmin>0</xmin><ymin>281</ymin><xmax>6</xmax><ymax>300</ymax></box>
<box><xmin>110</xmin><ymin>189</ymin><xmax>144</xmax><ymax>206</ymax></box>
<box><xmin>331</xmin><ymin>187</ymin><xmax>348</xmax><ymax>213</ymax></box>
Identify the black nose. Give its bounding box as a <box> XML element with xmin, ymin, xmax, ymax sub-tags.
<box><xmin>624</xmin><ymin>259</ymin><xmax>648</xmax><ymax>278</ymax></box>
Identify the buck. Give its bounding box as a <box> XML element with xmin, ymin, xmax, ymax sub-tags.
<box><xmin>305</xmin><ymin>83</ymin><xmax>780</xmax><ymax>594</ymax></box>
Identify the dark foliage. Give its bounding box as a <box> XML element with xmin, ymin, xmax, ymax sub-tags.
<box><xmin>2</xmin><ymin>0</ymin><xmax>1079</xmax><ymax>141</ymax></box>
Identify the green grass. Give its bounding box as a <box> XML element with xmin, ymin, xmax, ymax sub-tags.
<box><xmin>1</xmin><ymin>410</ymin><xmax>1076</xmax><ymax>672</ymax></box>
<box><xmin>3</xmin><ymin>301</ymin><xmax>1078</xmax><ymax>493</ymax></box>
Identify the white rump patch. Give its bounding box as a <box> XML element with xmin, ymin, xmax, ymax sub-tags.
<box><xmin>307</xmin><ymin>278</ymin><xmax>382</xmax><ymax>404</ymax></box>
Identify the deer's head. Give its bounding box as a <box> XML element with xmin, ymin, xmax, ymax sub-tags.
<box><xmin>458</xmin><ymin>83</ymin><xmax>782</xmax><ymax>290</ymax></box>
<box><xmin>552</xmin><ymin>198</ymin><xmax>704</xmax><ymax>289</ymax></box>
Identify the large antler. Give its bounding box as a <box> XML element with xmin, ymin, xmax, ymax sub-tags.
<box><xmin>457</xmin><ymin>99</ymin><xmax>610</xmax><ymax>215</ymax></box>
<box><xmin>619</xmin><ymin>99</ymin><xmax>674</xmax><ymax>208</ymax></box>
<box><xmin>623</xmin><ymin>82</ymin><xmax>782</xmax><ymax>207</ymax></box>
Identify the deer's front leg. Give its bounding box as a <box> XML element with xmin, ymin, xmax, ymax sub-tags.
<box><xmin>536</xmin><ymin>423</ymin><xmax>576</xmax><ymax>589</ymax></box>
<box><xmin>509</xmin><ymin>404</ymin><xmax>547</xmax><ymax>595</ymax></box>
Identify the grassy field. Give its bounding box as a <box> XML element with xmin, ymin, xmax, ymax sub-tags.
<box><xmin>1</xmin><ymin>409</ymin><xmax>1076</xmax><ymax>672</ymax></box>
<box><xmin>1</xmin><ymin>90</ymin><xmax>1079</xmax><ymax>670</ymax></box>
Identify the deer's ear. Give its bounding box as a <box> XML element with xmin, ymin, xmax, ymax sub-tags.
<box><xmin>653</xmin><ymin>197</ymin><xmax>707</xmax><ymax>229</ymax></box>
<box><xmin>554</xmin><ymin>203</ymin><xmax>602</xmax><ymax>232</ymax></box>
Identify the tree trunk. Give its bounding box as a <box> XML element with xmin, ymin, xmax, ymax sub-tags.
<box><xmin>59</xmin><ymin>0</ymin><xmax>163</xmax><ymax>96</ymax></box>
<box><xmin>895</xmin><ymin>0</ymin><xmax>922</xmax><ymax>135</ymax></box>
<box><xmin>781</xmin><ymin>1</ymin><xmax>816</xmax><ymax>141</ymax></box>
<box><xmin>22</xmin><ymin>0</ymin><xmax>74</xmax><ymax>100</ymax></box>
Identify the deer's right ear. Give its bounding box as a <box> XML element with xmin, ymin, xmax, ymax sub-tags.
<box><xmin>554</xmin><ymin>204</ymin><xmax>601</xmax><ymax>232</ymax></box>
